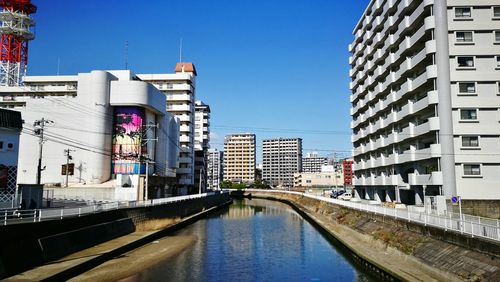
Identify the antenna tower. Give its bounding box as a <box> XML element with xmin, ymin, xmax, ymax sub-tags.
<box><xmin>0</xmin><ymin>0</ymin><xmax>37</xmax><ymax>86</ymax></box>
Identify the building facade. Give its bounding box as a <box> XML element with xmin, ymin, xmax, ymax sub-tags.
<box><xmin>302</xmin><ymin>152</ymin><xmax>328</xmax><ymax>173</ymax></box>
<box><xmin>194</xmin><ymin>100</ymin><xmax>210</xmax><ymax>192</ymax></box>
<box><xmin>207</xmin><ymin>149</ymin><xmax>223</xmax><ymax>189</ymax></box>
<box><xmin>223</xmin><ymin>134</ymin><xmax>256</xmax><ymax>184</ymax></box>
<box><xmin>0</xmin><ymin>109</ymin><xmax>22</xmax><ymax>206</ymax></box>
<box><xmin>350</xmin><ymin>0</ymin><xmax>500</xmax><ymax>204</ymax></box>
<box><xmin>342</xmin><ymin>159</ymin><xmax>354</xmax><ymax>186</ymax></box>
<box><xmin>0</xmin><ymin>70</ymin><xmax>180</xmax><ymax>201</ymax></box>
<box><xmin>294</xmin><ymin>165</ymin><xmax>344</xmax><ymax>188</ymax></box>
<box><xmin>262</xmin><ymin>138</ymin><xmax>302</xmax><ymax>187</ymax></box>
<box><xmin>138</xmin><ymin>63</ymin><xmax>197</xmax><ymax>193</ymax></box>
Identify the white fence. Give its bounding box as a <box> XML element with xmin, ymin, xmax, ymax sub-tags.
<box><xmin>244</xmin><ymin>189</ymin><xmax>500</xmax><ymax>242</ymax></box>
<box><xmin>1</xmin><ymin>192</ymin><xmax>225</xmax><ymax>226</ymax></box>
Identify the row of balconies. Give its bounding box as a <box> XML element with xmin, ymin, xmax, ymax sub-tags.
<box><xmin>352</xmin><ymin>90</ymin><xmax>438</xmax><ymax>131</ymax></box>
<box><xmin>353</xmin><ymin>102</ymin><xmax>439</xmax><ymax>146</ymax></box>
<box><xmin>350</xmin><ymin>0</ymin><xmax>428</xmax><ymax>71</ymax></box>
<box><xmin>354</xmin><ymin>144</ymin><xmax>442</xmax><ymax>171</ymax></box>
<box><xmin>353</xmin><ymin>171</ymin><xmax>443</xmax><ymax>187</ymax></box>
<box><xmin>352</xmin><ymin>56</ymin><xmax>431</xmax><ymax>119</ymax></box>
<box><xmin>156</xmin><ymin>83</ymin><xmax>193</xmax><ymax>93</ymax></box>
<box><xmin>167</xmin><ymin>104</ymin><xmax>194</xmax><ymax>112</ymax></box>
<box><xmin>353</xmin><ymin>117</ymin><xmax>440</xmax><ymax>155</ymax></box>
<box><xmin>351</xmin><ymin>17</ymin><xmax>432</xmax><ymax>97</ymax></box>
<box><xmin>351</xmin><ymin>21</ymin><xmax>431</xmax><ymax>100</ymax></box>
<box><xmin>351</xmin><ymin>65</ymin><xmax>436</xmax><ymax>121</ymax></box>
<box><xmin>350</xmin><ymin>0</ymin><xmax>412</xmax><ymax>53</ymax></box>
<box><xmin>351</xmin><ymin>0</ymin><xmax>427</xmax><ymax>78</ymax></box>
<box><xmin>166</xmin><ymin>94</ymin><xmax>192</xmax><ymax>102</ymax></box>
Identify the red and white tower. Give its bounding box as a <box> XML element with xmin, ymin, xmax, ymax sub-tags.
<box><xmin>0</xmin><ymin>0</ymin><xmax>36</xmax><ymax>86</ymax></box>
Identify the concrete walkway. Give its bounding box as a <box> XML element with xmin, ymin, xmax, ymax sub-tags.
<box><xmin>5</xmin><ymin>201</ymin><xmax>230</xmax><ymax>281</ymax></box>
<box><xmin>4</xmin><ymin>231</ymin><xmax>156</xmax><ymax>281</ymax></box>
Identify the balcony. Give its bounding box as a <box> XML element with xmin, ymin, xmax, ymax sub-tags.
<box><xmin>167</xmin><ymin>104</ymin><xmax>192</xmax><ymax>112</ymax></box>
<box><xmin>177</xmin><ymin>167</ymin><xmax>193</xmax><ymax>175</ymax></box>
<box><xmin>166</xmin><ymin>94</ymin><xmax>191</xmax><ymax>101</ymax></box>
<box><xmin>178</xmin><ymin>157</ymin><xmax>192</xmax><ymax>163</ymax></box>
<box><xmin>408</xmin><ymin>171</ymin><xmax>443</xmax><ymax>186</ymax></box>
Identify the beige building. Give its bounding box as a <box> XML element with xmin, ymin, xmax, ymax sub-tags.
<box><xmin>350</xmin><ymin>1</ymin><xmax>500</xmax><ymax>204</ymax></box>
<box><xmin>223</xmin><ymin>134</ymin><xmax>256</xmax><ymax>184</ymax></box>
<box><xmin>294</xmin><ymin>165</ymin><xmax>344</xmax><ymax>188</ymax></box>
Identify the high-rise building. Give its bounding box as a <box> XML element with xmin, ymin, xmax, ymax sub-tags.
<box><xmin>223</xmin><ymin>134</ymin><xmax>256</xmax><ymax>184</ymax></box>
<box><xmin>138</xmin><ymin>63</ymin><xmax>197</xmax><ymax>194</ymax></box>
<box><xmin>302</xmin><ymin>152</ymin><xmax>328</xmax><ymax>173</ymax></box>
<box><xmin>0</xmin><ymin>70</ymin><xmax>180</xmax><ymax>201</ymax></box>
<box><xmin>194</xmin><ymin>100</ymin><xmax>210</xmax><ymax>192</ymax></box>
<box><xmin>350</xmin><ymin>1</ymin><xmax>500</xmax><ymax>204</ymax></box>
<box><xmin>262</xmin><ymin>138</ymin><xmax>302</xmax><ymax>187</ymax></box>
<box><xmin>207</xmin><ymin>149</ymin><xmax>223</xmax><ymax>189</ymax></box>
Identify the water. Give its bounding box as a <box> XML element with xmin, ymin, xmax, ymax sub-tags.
<box><xmin>130</xmin><ymin>199</ymin><xmax>375</xmax><ymax>281</ymax></box>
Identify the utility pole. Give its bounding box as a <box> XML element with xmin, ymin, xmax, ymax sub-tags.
<box><xmin>33</xmin><ymin>118</ymin><xmax>53</xmax><ymax>185</ymax></box>
<box><xmin>139</xmin><ymin>122</ymin><xmax>158</xmax><ymax>201</ymax></box>
<box><xmin>64</xmin><ymin>148</ymin><xmax>75</xmax><ymax>187</ymax></box>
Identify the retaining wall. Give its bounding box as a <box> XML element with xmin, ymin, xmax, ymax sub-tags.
<box><xmin>0</xmin><ymin>193</ymin><xmax>231</xmax><ymax>279</ymax></box>
<box><xmin>248</xmin><ymin>191</ymin><xmax>500</xmax><ymax>281</ymax></box>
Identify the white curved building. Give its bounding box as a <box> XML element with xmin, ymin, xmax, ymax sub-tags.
<box><xmin>0</xmin><ymin>70</ymin><xmax>180</xmax><ymax>201</ymax></box>
<box><xmin>350</xmin><ymin>0</ymin><xmax>500</xmax><ymax>204</ymax></box>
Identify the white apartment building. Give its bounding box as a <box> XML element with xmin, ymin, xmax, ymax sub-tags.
<box><xmin>223</xmin><ymin>134</ymin><xmax>256</xmax><ymax>184</ymax></box>
<box><xmin>302</xmin><ymin>152</ymin><xmax>328</xmax><ymax>173</ymax></box>
<box><xmin>0</xmin><ymin>109</ymin><xmax>22</xmax><ymax>205</ymax></box>
<box><xmin>0</xmin><ymin>70</ymin><xmax>180</xmax><ymax>201</ymax></box>
<box><xmin>138</xmin><ymin>63</ymin><xmax>197</xmax><ymax>192</ymax></box>
<box><xmin>194</xmin><ymin>100</ymin><xmax>210</xmax><ymax>192</ymax></box>
<box><xmin>262</xmin><ymin>138</ymin><xmax>302</xmax><ymax>187</ymax></box>
<box><xmin>207</xmin><ymin>148</ymin><xmax>223</xmax><ymax>189</ymax></box>
<box><xmin>350</xmin><ymin>0</ymin><xmax>500</xmax><ymax>205</ymax></box>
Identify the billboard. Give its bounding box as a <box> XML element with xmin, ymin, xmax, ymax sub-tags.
<box><xmin>112</xmin><ymin>107</ymin><xmax>145</xmax><ymax>174</ymax></box>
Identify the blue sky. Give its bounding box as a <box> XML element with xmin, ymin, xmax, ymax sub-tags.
<box><xmin>29</xmin><ymin>0</ymin><xmax>370</xmax><ymax>161</ymax></box>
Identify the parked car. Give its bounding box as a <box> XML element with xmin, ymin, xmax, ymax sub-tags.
<box><xmin>330</xmin><ymin>190</ymin><xmax>346</xmax><ymax>199</ymax></box>
<box><xmin>339</xmin><ymin>193</ymin><xmax>352</xmax><ymax>201</ymax></box>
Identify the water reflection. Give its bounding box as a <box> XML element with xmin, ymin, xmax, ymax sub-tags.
<box><xmin>128</xmin><ymin>199</ymin><xmax>374</xmax><ymax>282</ymax></box>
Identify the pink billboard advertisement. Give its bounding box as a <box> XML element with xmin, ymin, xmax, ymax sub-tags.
<box><xmin>112</xmin><ymin>107</ymin><xmax>145</xmax><ymax>174</ymax></box>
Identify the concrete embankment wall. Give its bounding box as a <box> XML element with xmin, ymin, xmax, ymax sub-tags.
<box><xmin>0</xmin><ymin>193</ymin><xmax>231</xmax><ymax>279</ymax></box>
<box><xmin>247</xmin><ymin>191</ymin><xmax>500</xmax><ymax>281</ymax></box>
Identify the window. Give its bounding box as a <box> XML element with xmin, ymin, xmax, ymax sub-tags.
<box><xmin>495</xmin><ymin>31</ymin><xmax>500</xmax><ymax>43</ymax></box>
<box><xmin>497</xmin><ymin>56</ymin><xmax>500</xmax><ymax>68</ymax></box>
<box><xmin>458</xmin><ymin>82</ymin><xmax>476</xmax><ymax>94</ymax></box>
<box><xmin>0</xmin><ymin>141</ymin><xmax>3</xmax><ymax>150</ymax></box>
<box><xmin>455</xmin><ymin>7</ymin><xmax>472</xmax><ymax>19</ymax></box>
<box><xmin>460</xmin><ymin>109</ymin><xmax>478</xmax><ymax>120</ymax></box>
<box><xmin>463</xmin><ymin>164</ymin><xmax>481</xmax><ymax>176</ymax></box>
<box><xmin>462</xmin><ymin>136</ymin><xmax>479</xmax><ymax>147</ymax></box>
<box><xmin>457</xmin><ymin>56</ymin><xmax>474</xmax><ymax>68</ymax></box>
<box><xmin>456</xmin><ymin>31</ymin><xmax>473</xmax><ymax>43</ymax></box>
<box><xmin>494</xmin><ymin>7</ymin><xmax>500</xmax><ymax>19</ymax></box>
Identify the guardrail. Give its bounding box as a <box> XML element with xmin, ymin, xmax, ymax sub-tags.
<box><xmin>1</xmin><ymin>192</ymin><xmax>227</xmax><ymax>226</ymax></box>
<box><xmin>244</xmin><ymin>189</ymin><xmax>500</xmax><ymax>242</ymax></box>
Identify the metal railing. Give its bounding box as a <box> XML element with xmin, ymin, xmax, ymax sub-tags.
<box><xmin>244</xmin><ymin>189</ymin><xmax>500</xmax><ymax>242</ymax></box>
<box><xmin>1</xmin><ymin>192</ymin><xmax>226</xmax><ymax>226</ymax></box>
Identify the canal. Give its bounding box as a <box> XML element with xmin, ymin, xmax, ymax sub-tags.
<box><xmin>126</xmin><ymin>198</ymin><xmax>375</xmax><ymax>281</ymax></box>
